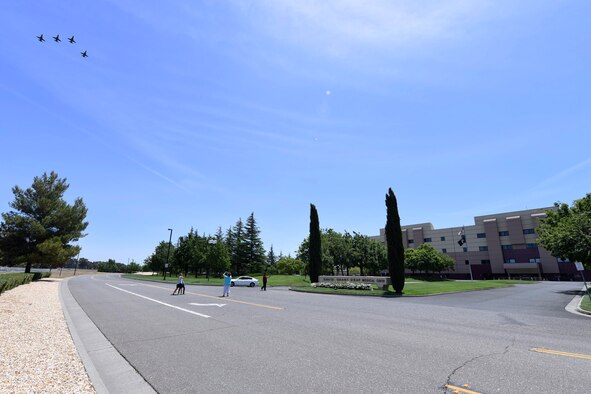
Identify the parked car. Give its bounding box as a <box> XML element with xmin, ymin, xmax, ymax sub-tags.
<box><xmin>231</xmin><ymin>276</ymin><xmax>259</xmax><ymax>287</ymax></box>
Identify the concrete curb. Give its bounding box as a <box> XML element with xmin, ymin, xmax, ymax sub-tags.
<box><xmin>60</xmin><ymin>277</ymin><xmax>156</xmax><ymax>394</ymax></box>
<box><xmin>576</xmin><ymin>295</ymin><xmax>591</xmax><ymax>316</ymax></box>
<box><xmin>564</xmin><ymin>287</ymin><xmax>591</xmax><ymax>318</ymax></box>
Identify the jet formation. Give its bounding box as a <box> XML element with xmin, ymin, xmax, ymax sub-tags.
<box><xmin>37</xmin><ymin>33</ymin><xmax>87</xmax><ymax>58</ymax></box>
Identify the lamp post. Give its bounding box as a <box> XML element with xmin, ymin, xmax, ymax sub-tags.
<box><xmin>74</xmin><ymin>250</ymin><xmax>80</xmax><ymax>276</ymax></box>
<box><xmin>207</xmin><ymin>238</ymin><xmax>217</xmax><ymax>280</ymax></box>
<box><xmin>164</xmin><ymin>228</ymin><xmax>173</xmax><ymax>280</ymax></box>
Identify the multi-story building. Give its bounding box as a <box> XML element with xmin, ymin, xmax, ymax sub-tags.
<box><xmin>373</xmin><ymin>207</ymin><xmax>587</xmax><ymax>280</ymax></box>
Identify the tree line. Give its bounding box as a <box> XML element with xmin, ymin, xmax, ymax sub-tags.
<box><xmin>296</xmin><ymin>228</ymin><xmax>389</xmax><ymax>276</ymax></box>
<box><xmin>143</xmin><ymin>213</ymin><xmax>271</xmax><ymax>277</ymax></box>
<box><xmin>297</xmin><ymin>213</ymin><xmax>454</xmax><ymax>278</ymax></box>
<box><xmin>1</xmin><ymin>173</ymin><xmax>588</xmax><ymax>281</ymax></box>
<box><xmin>306</xmin><ymin>189</ymin><xmax>451</xmax><ymax>295</ymax></box>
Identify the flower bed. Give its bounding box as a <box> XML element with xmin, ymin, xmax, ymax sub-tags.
<box><xmin>311</xmin><ymin>282</ymin><xmax>373</xmax><ymax>290</ymax></box>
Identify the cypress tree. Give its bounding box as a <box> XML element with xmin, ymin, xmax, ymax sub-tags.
<box><xmin>385</xmin><ymin>188</ymin><xmax>405</xmax><ymax>294</ymax></box>
<box><xmin>309</xmin><ymin>203</ymin><xmax>321</xmax><ymax>283</ymax></box>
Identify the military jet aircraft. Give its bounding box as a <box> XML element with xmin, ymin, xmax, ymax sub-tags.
<box><xmin>68</xmin><ymin>36</ymin><xmax>75</xmax><ymax>44</ymax></box>
<box><xmin>81</xmin><ymin>50</ymin><xmax>88</xmax><ymax>58</ymax></box>
<box><xmin>36</xmin><ymin>34</ymin><xmax>45</xmax><ymax>42</ymax></box>
<box><xmin>53</xmin><ymin>34</ymin><xmax>61</xmax><ymax>42</ymax></box>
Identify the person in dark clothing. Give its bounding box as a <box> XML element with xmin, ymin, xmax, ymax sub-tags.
<box><xmin>261</xmin><ymin>272</ymin><xmax>268</xmax><ymax>291</ymax></box>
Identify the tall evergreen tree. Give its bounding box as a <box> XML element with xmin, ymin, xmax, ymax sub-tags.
<box><xmin>267</xmin><ymin>245</ymin><xmax>277</xmax><ymax>267</ymax></box>
<box><xmin>0</xmin><ymin>171</ymin><xmax>88</xmax><ymax>273</ymax></box>
<box><xmin>309</xmin><ymin>204</ymin><xmax>321</xmax><ymax>283</ymax></box>
<box><xmin>244</xmin><ymin>212</ymin><xmax>266</xmax><ymax>273</ymax></box>
<box><xmin>227</xmin><ymin>218</ymin><xmax>249</xmax><ymax>274</ymax></box>
<box><xmin>385</xmin><ymin>188</ymin><xmax>405</xmax><ymax>294</ymax></box>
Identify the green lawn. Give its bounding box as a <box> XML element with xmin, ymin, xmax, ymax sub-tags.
<box><xmin>580</xmin><ymin>293</ymin><xmax>591</xmax><ymax>312</ymax></box>
<box><xmin>123</xmin><ymin>273</ymin><xmax>310</xmax><ymax>287</ymax></box>
<box><xmin>290</xmin><ymin>279</ymin><xmax>537</xmax><ymax>296</ymax></box>
<box><xmin>124</xmin><ymin>274</ymin><xmax>536</xmax><ymax>296</ymax></box>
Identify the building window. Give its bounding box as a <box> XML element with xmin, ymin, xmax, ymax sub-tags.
<box><xmin>463</xmin><ymin>247</ymin><xmax>468</xmax><ymax>252</ymax></box>
<box><xmin>529</xmin><ymin>258</ymin><xmax>542</xmax><ymax>263</ymax></box>
<box><xmin>501</xmin><ymin>244</ymin><xmax>513</xmax><ymax>250</ymax></box>
<box><xmin>499</xmin><ymin>231</ymin><xmax>509</xmax><ymax>236</ymax></box>
<box><xmin>442</xmin><ymin>248</ymin><xmax>447</xmax><ymax>253</ymax></box>
<box><xmin>481</xmin><ymin>260</ymin><xmax>490</xmax><ymax>264</ymax></box>
<box><xmin>526</xmin><ymin>243</ymin><xmax>537</xmax><ymax>249</ymax></box>
<box><xmin>479</xmin><ymin>246</ymin><xmax>488</xmax><ymax>251</ymax></box>
<box><xmin>523</xmin><ymin>228</ymin><xmax>535</xmax><ymax>234</ymax></box>
<box><xmin>477</xmin><ymin>233</ymin><xmax>486</xmax><ymax>238</ymax></box>
<box><xmin>440</xmin><ymin>236</ymin><xmax>446</xmax><ymax>241</ymax></box>
<box><xmin>424</xmin><ymin>238</ymin><xmax>432</xmax><ymax>242</ymax></box>
<box><xmin>408</xmin><ymin>239</ymin><xmax>414</xmax><ymax>244</ymax></box>
<box><xmin>504</xmin><ymin>259</ymin><xmax>516</xmax><ymax>264</ymax></box>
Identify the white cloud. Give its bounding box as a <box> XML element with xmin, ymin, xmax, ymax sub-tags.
<box><xmin>534</xmin><ymin>157</ymin><xmax>591</xmax><ymax>190</ymax></box>
<box><xmin>249</xmin><ymin>0</ymin><xmax>493</xmax><ymax>55</ymax></box>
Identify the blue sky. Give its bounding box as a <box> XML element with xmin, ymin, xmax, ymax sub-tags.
<box><xmin>1</xmin><ymin>1</ymin><xmax>590</xmax><ymax>264</ymax></box>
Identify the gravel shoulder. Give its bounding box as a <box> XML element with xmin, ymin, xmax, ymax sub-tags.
<box><xmin>0</xmin><ymin>278</ymin><xmax>96</xmax><ymax>393</ymax></box>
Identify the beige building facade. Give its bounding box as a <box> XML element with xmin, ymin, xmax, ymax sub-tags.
<box><xmin>373</xmin><ymin>207</ymin><xmax>584</xmax><ymax>280</ymax></box>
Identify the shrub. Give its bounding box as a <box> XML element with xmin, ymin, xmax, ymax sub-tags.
<box><xmin>0</xmin><ymin>273</ymin><xmax>35</xmax><ymax>295</ymax></box>
<box><xmin>31</xmin><ymin>272</ymin><xmax>51</xmax><ymax>281</ymax></box>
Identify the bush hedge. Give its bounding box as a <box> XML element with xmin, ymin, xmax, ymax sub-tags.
<box><xmin>0</xmin><ymin>272</ymin><xmax>51</xmax><ymax>295</ymax></box>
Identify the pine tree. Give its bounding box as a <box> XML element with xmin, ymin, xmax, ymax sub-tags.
<box><xmin>309</xmin><ymin>204</ymin><xmax>321</xmax><ymax>283</ymax></box>
<box><xmin>385</xmin><ymin>188</ymin><xmax>405</xmax><ymax>294</ymax></box>
<box><xmin>244</xmin><ymin>212</ymin><xmax>266</xmax><ymax>273</ymax></box>
<box><xmin>0</xmin><ymin>171</ymin><xmax>88</xmax><ymax>273</ymax></box>
<box><xmin>227</xmin><ymin>218</ymin><xmax>248</xmax><ymax>274</ymax></box>
<box><xmin>267</xmin><ymin>245</ymin><xmax>277</xmax><ymax>267</ymax></box>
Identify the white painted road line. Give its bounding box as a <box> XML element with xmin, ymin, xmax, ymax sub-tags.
<box><xmin>189</xmin><ymin>303</ymin><xmax>226</xmax><ymax>307</ymax></box>
<box><xmin>106</xmin><ymin>284</ymin><xmax>210</xmax><ymax>318</ymax></box>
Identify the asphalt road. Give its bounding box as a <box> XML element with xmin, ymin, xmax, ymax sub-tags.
<box><xmin>67</xmin><ymin>275</ymin><xmax>591</xmax><ymax>394</ymax></box>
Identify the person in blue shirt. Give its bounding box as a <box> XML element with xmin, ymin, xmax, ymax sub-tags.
<box><xmin>221</xmin><ymin>271</ymin><xmax>231</xmax><ymax>297</ymax></box>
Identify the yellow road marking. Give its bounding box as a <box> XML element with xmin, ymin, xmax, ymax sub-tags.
<box><xmin>128</xmin><ymin>282</ymin><xmax>284</xmax><ymax>310</ymax></box>
<box><xmin>531</xmin><ymin>347</ymin><xmax>591</xmax><ymax>360</ymax></box>
<box><xmin>444</xmin><ymin>384</ymin><xmax>481</xmax><ymax>394</ymax></box>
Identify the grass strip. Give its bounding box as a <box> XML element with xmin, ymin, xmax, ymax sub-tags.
<box><xmin>291</xmin><ymin>279</ymin><xmax>537</xmax><ymax>296</ymax></box>
<box><xmin>124</xmin><ymin>274</ymin><xmax>537</xmax><ymax>296</ymax></box>
<box><xmin>580</xmin><ymin>293</ymin><xmax>591</xmax><ymax>312</ymax></box>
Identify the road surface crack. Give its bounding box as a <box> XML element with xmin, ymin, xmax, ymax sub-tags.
<box><xmin>442</xmin><ymin>338</ymin><xmax>515</xmax><ymax>393</ymax></box>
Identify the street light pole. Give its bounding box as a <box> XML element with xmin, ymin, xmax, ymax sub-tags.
<box><xmin>164</xmin><ymin>228</ymin><xmax>173</xmax><ymax>280</ymax></box>
<box><xmin>207</xmin><ymin>238</ymin><xmax>217</xmax><ymax>281</ymax></box>
<box><xmin>74</xmin><ymin>250</ymin><xmax>80</xmax><ymax>276</ymax></box>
